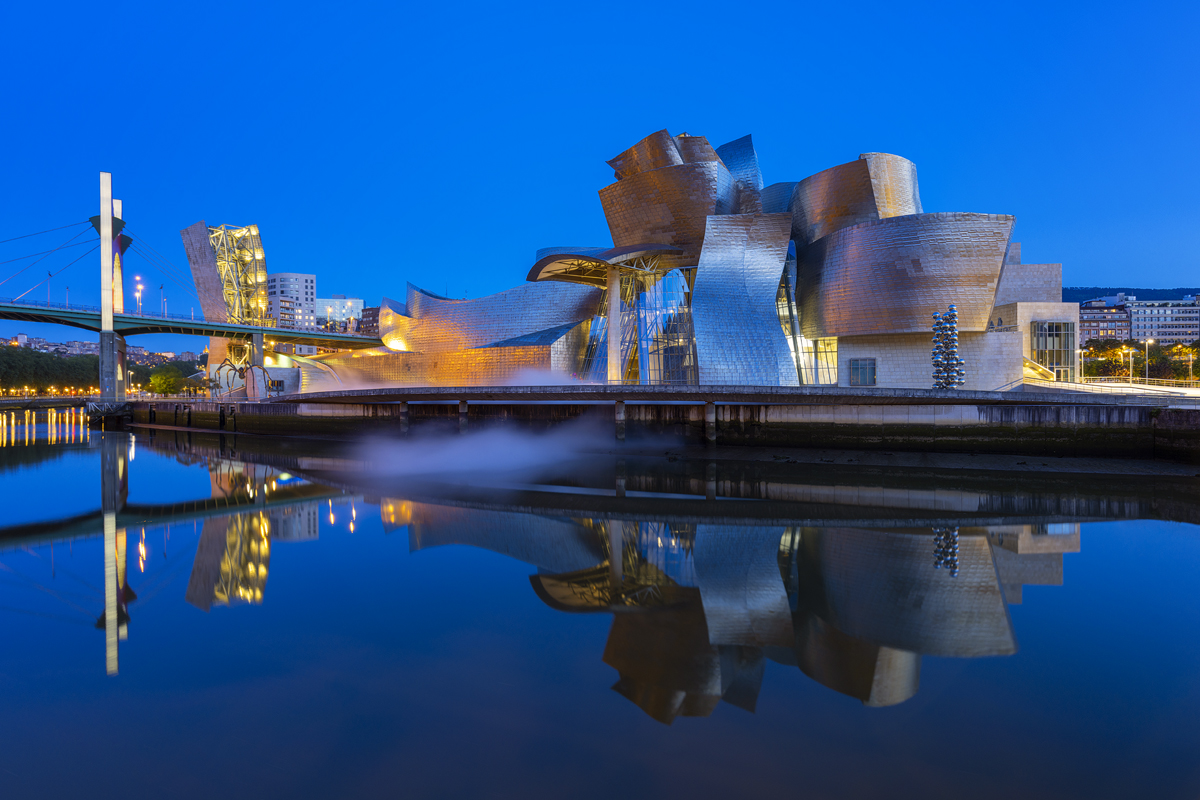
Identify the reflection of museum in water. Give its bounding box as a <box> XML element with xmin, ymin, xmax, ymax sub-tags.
<box><xmin>3</xmin><ymin>428</ymin><xmax>1100</xmax><ymax>721</ymax></box>
<box><xmin>389</xmin><ymin>502</ymin><xmax>1077</xmax><ymax>722</ymax></box>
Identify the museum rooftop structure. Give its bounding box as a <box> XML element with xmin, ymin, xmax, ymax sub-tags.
<box><xmin>189</xmin><ymin>130</ymin><xmax>1077</xmax><ymax>393</ymax></box>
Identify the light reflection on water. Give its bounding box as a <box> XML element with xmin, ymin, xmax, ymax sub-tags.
<box><xmin>1</xmin><ymin>427</ymin><xmax>1199</xmax><ymax>798</ymax></box>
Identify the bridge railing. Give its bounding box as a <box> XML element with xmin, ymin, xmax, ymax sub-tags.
<box><xmin>1</xmin><ymin>296</ymin><xmax>375</xmax><ymax>338</ymax></box>
<box><xmin>0</xmin><ymin>295</ymin><xmax>210</xmax><ymax>323</ymax></box>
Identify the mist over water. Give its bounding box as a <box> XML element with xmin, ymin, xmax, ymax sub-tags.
<box><xmin>354</xmin><ymin>416</ymin><xmax>616</xmax><ymax>479</ymax></box>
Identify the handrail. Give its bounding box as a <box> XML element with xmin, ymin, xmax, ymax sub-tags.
<box><xmin>1023</xmin><ymin>377</ymin><xmax>1183</xmax><ymax>395</ymax></box>
<box><xmin>1084</xmin><ymin>376</ymin><xmax>1200</xmax><ymax>388</ymax></box>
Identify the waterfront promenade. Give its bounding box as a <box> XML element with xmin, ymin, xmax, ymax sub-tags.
<box><xmin>122</xmin><ymin>383</ymin><xmax>1200</xmax><ymax>462</ymax></box>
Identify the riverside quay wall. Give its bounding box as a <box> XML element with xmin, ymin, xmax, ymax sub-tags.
<box><xmin>126</xmin><ymin>386</ymin><xmax>1200</xmax><ymax>462</ymax></box>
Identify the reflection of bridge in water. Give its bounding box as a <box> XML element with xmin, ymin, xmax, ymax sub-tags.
<box><xmin>0</xmin><ymin>426</ymin><xmax>350</xmax><ymax>675</ymax></box>
<box><xmin>9</xmin><ymin>428</ymin><xmax>1196</xmax><ymax>718</ymax></box>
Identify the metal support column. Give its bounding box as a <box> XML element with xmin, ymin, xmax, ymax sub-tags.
<box><xmin>614</xmin><ymin>399</ymin><xmax>625</xmax><ymax>441</ymax></box>
<box><xmin>399</xmin><ymin>401</ymin><xmax>409</xmax><ymax>435</ymax></box>
<box><xmin>245</xmin><ymin>333</ymin><xmax>266</xmax><ymax>400</ymax></box>
<box><xmin>458</xmin><ymin>400</ymin><xmax>468</xmax><ymax>434</ymax></box>
<box><xmin>704</xmin><ymin>401</ymin><xmax>717</xmax><ymax>445</ymax></box>
<box><xmin>606</xmin><ymin>264</ymin><xmax>621</xmax><ymax>384</ymax></box>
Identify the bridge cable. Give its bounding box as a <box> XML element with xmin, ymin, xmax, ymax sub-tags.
<box><xmin>0</xmin><ymin>220</ymin><xmax>89</xmax><ymax>246</ymax></box>
<box><xmin>123</xmin><ymin>230</ymin><xmax>208</xmax><ymax>307</ymax></box>
<box><xmin>12</xmin><ymin>245</ymin><xmax>100</xmax><ymax>301</ymax></box>
<box><xmin>125</xmin><ymin>231</ymin><xmax>196</xmax><ymax>286</ymax></box>
<box><xmin>127</xmin><ymin>244</ymin><xmax>201</xmax><ymax>301</ymax></box>
<box><xmin>0</xmin><ymin>560</ymin><xmax>98</xmax><ymax>617</ymax></box>
<box><xmin>0</xmin><ymin>228</ymin><xmax>95</xmax><ymax>286</ymax></box>
<box><xmin>131</xmin><ymin>243</ymin><xmax>231</xmax><ymax>320</ymax></box>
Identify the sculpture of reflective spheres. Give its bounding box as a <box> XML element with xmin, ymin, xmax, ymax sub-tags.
<box><xmin>285</xmin><ymin>131</ymin><xmax>1050</xmax><ymax>390</ymax></box>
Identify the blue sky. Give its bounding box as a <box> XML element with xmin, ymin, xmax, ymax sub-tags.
<box><xmin>1</xmin><ymin>0</ymin><xmax>1196</xmax><ymax>351</ymax></box>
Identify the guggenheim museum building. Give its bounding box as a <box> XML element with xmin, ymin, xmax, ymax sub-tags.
<box><xmin>191</xmin><ymin>129</ymin><xmax>1080</xmax><ymax>392</ymax></box>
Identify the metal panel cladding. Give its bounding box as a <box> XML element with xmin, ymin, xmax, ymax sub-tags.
<box><xmin>761</xmin><ymin>182</ymin><xmax>798</xmax><ymax>214</ymax></box>
<box><xmin>606</xmin><ymin>129</ymin><xmax>684</xmax><ymax>180</ymax></box>
<box><xmin>789</xmin><ymin>159</ymin><xmax>880</xmax><ymax>247</ymax></box>
<box><xmin>599</xmin><ymin>161</ymin><xmax>735</xmax><ymax>271</ymax></box>
<box><xmin>692</xmin><ymin>213</ymin><xmax>799</xmax><ymax>386</ymax></box>
<box><xmin>796</xmin><ymin>212</ymin><xmax>1014</xmax><ymax>338</ymax></box>
<box><xmin>859</xmin><ymin>153</ymin><xmax>923</xmax><ymax>218</ymax></box>
<box><xmin>673</xmin><ymin>134</ymin><xmax>724</xmax><ymax>166</ymax></box>
<box><xmin>714</xmin><ymin>135</ymin><xmax>764</xmax><ymax>191</ymax></box>
<box><xmin>381</xmin><ymin>281</ymin><xmax>600</xmax><ymax>354</ymax></box>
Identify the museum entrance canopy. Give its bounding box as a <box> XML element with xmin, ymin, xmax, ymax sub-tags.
<box><xmin>526</xmin><ymin>244</ymin><xmax>683</xmax><ymax>286</ymax></box>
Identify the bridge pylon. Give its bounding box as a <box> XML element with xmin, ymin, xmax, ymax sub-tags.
<box><xmin>97</xmin><ymin>172</ymin><xmax>127</xmax><ymax>404</ymax></box>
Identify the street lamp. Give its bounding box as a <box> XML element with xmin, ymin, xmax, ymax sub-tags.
<box><xmin>1145</xmin><ymin>339</ymin><xmax>1154</xmax><ymax>382</ymax></box>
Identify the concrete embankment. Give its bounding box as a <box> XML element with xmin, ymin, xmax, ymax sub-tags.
<box><xmin>127</xmin><ymin>389</ymin><xmax>1200</xmax><ymax>462</ymax></box>
<box><xmin>0</xmin><ymin>397</ymin><xmax>86</xmax><ymax>411</ymax></box>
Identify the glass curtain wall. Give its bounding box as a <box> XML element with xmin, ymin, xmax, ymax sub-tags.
<box><xmin>581</xmin><ymin>269</ymin><xmax>698</xmax><ymax>385</ymax></box>
<box><xmin>776</xmin><ymin>260</ymin><xmax>803</xmax><ymax>382</ymax></box>
<box><xmin>776</xmin><ymin>257</ymin><xmax>838</xmax><ymax>385</ymax></box>
<box><xmin>1030</xmin><ymin>321</ymin><xmax>1077</xmax><ymax>382</ymax></box>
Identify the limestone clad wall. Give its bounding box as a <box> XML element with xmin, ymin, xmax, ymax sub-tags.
<box><xmin>993</xmin><ymin>261</ymin><xmax>1062</xmax><ymax>306</ymax></box>
<box><xmin>990</xmin><ymin>302</ymin><xmax>1080</xmax><ymax>360</ymax></box>
<box><xmin>837</xmin><ymin>331</ymin><xmax>1023</xmax><ymax>392</ymax></box>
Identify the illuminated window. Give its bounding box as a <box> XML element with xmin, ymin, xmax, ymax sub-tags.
<box><xmin>849</xmin><ymin>358</ymin><xmax>876</xmax><ymax>387</ymax></box>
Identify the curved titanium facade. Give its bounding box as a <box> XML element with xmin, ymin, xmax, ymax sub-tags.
<box><xmin>392</xmin><ymin>281</ymin><xmax>599</xmax><ymax>352</ymax></box>
<box><xmin>788</xmin><ymin>153</ymin><xmax>924</xmax><ymax>247</ymax></box>
<box><xmin>599</xmin><ymin>161</ymin><xmax>736</xmax><ymax>271</ymax></box>
<box><xmin>796</xmin><ymin>212</ymin><xmax>1015</xmax><ymax>338</ymax></box>
<box><xmin>714</xmin><ymin>134</ymin><xmax>764</xmax><ymax>191</ymax></box>
<box><xmin>860</xmin><ymin>152</ymin><xmax>922</xmax><ymax>218</ymax></box>
<box><xmin>316</xmin><ymin>281</ymin><xmax>600</xmax><ymax>386</ymax></box>
<box><xmin>760</xmin><ymin>181</ymin><xmax>797</xmax><ymax>214</ymax></box>
<box><xmin>674</xmin><ymin>134</ymin><xmax>723</xmax><ymax>166</ymax></box>
<box><xmin>691</xmin><ymin>213</ymin><xmax>799</xmax><ymax>386</ymax></box>
<box><xmin>606</xmin><ymin>129</ymin><xmax>685</xmax><ymax>180</ymax></box>
<box><xmin>789</xmin><ymin>159</ymin><xmax>880</xmax><ymax>247</ymax></box>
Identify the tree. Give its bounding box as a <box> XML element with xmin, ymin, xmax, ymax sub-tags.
<box><xmin>149</xmin><ymin>366</ymin><xmax>183</xmax><ymax>395</ymax></box>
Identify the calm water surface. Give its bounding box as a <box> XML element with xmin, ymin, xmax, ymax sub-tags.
<box><xmin>2</xmin><ymin>414</ymin><xmax>1199</xmax><ymax>799</ymax></box>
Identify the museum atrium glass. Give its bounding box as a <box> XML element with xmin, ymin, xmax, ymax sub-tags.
<box><xmin>1031</xmin><ymin>321</ymin><xmax>1078</xmax><ymax>382</ymax></box>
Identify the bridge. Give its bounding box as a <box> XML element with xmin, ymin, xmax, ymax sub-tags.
<box><xmin>0</xmin><ymin>296</ymin><xmax>382</xmax><ymax>350</ymax></box>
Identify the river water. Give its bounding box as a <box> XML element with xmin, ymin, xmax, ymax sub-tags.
<box><xmin>1</xmin><ymin>413</ymin><xmax>1199</xmax><ymax>798</ymax></box>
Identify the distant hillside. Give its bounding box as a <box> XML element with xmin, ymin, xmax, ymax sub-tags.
<box><xmin>1062</xmin><ymin>287</ymin><xmax>1200</xmax><ymax>303</ymax></box>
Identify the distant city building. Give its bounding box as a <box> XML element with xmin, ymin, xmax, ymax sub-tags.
<box><xmin>273</xmin><ymin>343</ymin><xmax>318</xmax><ymax>357</ymax></box>
<box><xmin>1127</xmin><ymin>297</ymin><xmax>1198</xmax><ymax>345</ymax></box>
<box><xmin>1078</xmin><ymin>299</ymin><xmax>1131</xmax><ymax>345</ymax></box>
<box><xmin>316</xmin><ymin>294</ymin><xmax>364</xmax><ymax>332</ymax></box>
<box><xmin>65</xmin><ymin>340</ymin><xmax>100</xmax><ymax>356</ymax></box>
<box><xmin>180</xmin><ymin>351</ymin><xmax>198</xmax><ymax>363</ymax></box>
<box><xmin>267</xmin><ymin>272</ymin><xmax>317</xmax><ymax>330</ymax></box>
<box><xmin>360</xmin><ymin>306</ymin><xmax>379</xmax><ymax>337</ymax></box>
